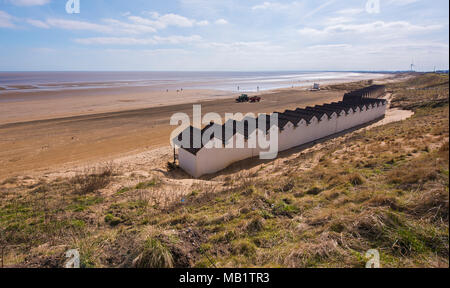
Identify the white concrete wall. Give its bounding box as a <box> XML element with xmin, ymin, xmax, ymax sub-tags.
<box><xmin>195</xmin><ymin>135</ymin><xmax>254</xmax><ymax>177</ymax></box>
<box><xmin>336</xmin><ymin>109</ymin><xmax>355</xmax><ymax>131</ymax></box>
<box><xmin>278</xmin><ymin>122</ymin><xmax>297</xmax><ymax>151</ymax></box>
<box><xmin>179</xmin><ymin>102</ymin><xmax>387</xmax><ymax>177</ymax></box>
<box><xmin>179</xmin><ymin>148</ymin><xmax>199</xmax><ymax>178</ymax></box>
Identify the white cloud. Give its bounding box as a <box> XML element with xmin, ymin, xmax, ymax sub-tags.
<box><xmin>44</xmin><ymin>17</ymin><xmax>165</xmax><ymax>35</ymax></box>
<box><xmin>46</xmin><ymin>18</ymin><xmax>115</xmax><ymax>33</ymax></box>
<box><xmin>215</xmin><ymin>19</ymin><xmax>228</xmax><ymax>25</ymax></box>
<box><xmin>179</xmin><ymin>0</ymin><xmax>237</xmax><ymax>17</ymax></box>
<box><xmin>152</xmin><ymin>12</ymin><xmax>196</xmax><ymax>27</ymax></box>
<box><xmin>26</xmin><ymin>19</ymin><xmax>50</xmax><ymax>29</ymax></box>
<box><xmin>335</xmin><ymin>8</ymin><xmax>364</xmax><ymax>15</ymax></box>
<box><xmin>135</xmin><ymin>12</ymin><xmax>210</xmax><ymax>29</ymax></box>
<box><xmin>127</xmin><ymin>16</ymin><xmax>165</xmax><ymax>30</ymax></box>
<box><xmin>252</xmin><ymin>2</ymin><xmax>276</xmax><ymax>10</ymax></box>
<box><xmin>197</xmin><ymin>20</ymin><xmax>209</xmax><ymax>26</ymax></box>
<box><xmin>74</xmin><ymin>35</ymin><xmax>202</xmax><ymax>45</ymax></box>
<box><xmin>388</xmin><ymin>0</ymin><xmax>420</xmax><ymax>6</ymax></box>
<box><xmin>304</xmin><ymin>0</ymin><xmax>335</xmax><ymax>18</ymax></box>
<box><xmin>298</xmin><ymin>21</ymin><xmax>442</xmax><ymax>37</ymax></box>
<box><xmin>198</xmin><ymin>41</ymin><xmax>284</xmax><ymax>53</ymax></box>
<box><xmin>252</xmin><ymin>1</ymin><xmax>297</xmax><ymax>10</ymax></box>
<box><xmin>2</xmin><ymin>1</ymin><xmax>447</xmax><ymax>71</ymax></box>
<box><xmin>8</xmin><ymin>0</ymin><xmax>50</xmax><ymax>6</ymax></box>
<box><xmin>104</xmin><ymin>48</ymin><xmax>191</xmax><ymax>56</ymax></box>
<box><xmin>324</xmin><ymin>16</ymin><xmax>354</xmax><ymax>25</ymax></box>
<box><xmin>0</xmin><ymin>11</ymin><xmax>15</xmax><ymax>28</ymax></box>
<box><xmin>154</xmin><ymin>35</ymin><xmax>202</xmax><ymax>44</ymax></box>
<box><xmin>102</xmin><ymin>18</ymin><xmax>157</xmax><ymax>34</ymax></box>
<box><xmin>22</xmin><ymin>12</ymin><xmax>209</xmax><ymax>34</ymax></box>
<box><xmin>307</xmin><ymin>44</ymin><xmax>352</xmax><ymax>49</ymax></box>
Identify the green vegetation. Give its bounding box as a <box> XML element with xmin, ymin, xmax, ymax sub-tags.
<box><xmin>70</xmin><ymin>165</ymin><xmax>115</xmax><ymax>195</ymax></box>
<box><xmin>133</xmin><ymin>238</ymin><xmax>174</xmax><ymax>268</ymax></box>
<box><xmin>135</xmin><ymin>178</ymin><xmax>159</xmax><ymax>189</ymax></box>
<box><xmin>0</xmin><ymin>73</ymin><xmax>448</xmax><ymax>268</ymax></box>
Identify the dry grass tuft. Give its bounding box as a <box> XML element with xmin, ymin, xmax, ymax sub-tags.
<box><xmin>348</xmin><ymin>173</ymin><xmax>365</xmax><ymax>186</ymax></box>
<box><xmin>246</xmin><ymin>217</ymin><xmax>265</xmax><ymax>235</ymax></box>
<box><xmin>133</xmin><ymin>238</ymin><xmax>174</xmax><ymax>268</ymax></box>
<box><xmin>70</xmin><ymin>164</ymin><xmax>115</xmax><ymax>195</ymax></box>
<box><xmin>285</xmin><ymin>233</ymin><xmax>340</xmax><ymax>267</ymax></box>
<box><xmin>408</xmin><ymin>189</ymin><xmax>449</xmax><ymax>223</ymax></box>
<box><xmin>1</xmin><ymin>177</ymin><xmax>18</xmax><ymax>185</ymax></box>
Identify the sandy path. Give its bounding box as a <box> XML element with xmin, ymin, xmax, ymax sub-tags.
<box><xmin>367</xmin><ymin>93</ymin><xmax>414</xmax><ymax>129</ymax></box>
<box><xmin>369</xmin><ymin>108</ymin><xmax>414</xmax><ymax>128</ymax></box>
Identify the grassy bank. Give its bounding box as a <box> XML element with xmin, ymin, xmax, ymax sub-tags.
<box><xmin>0</xmin><ymin>73</ymin><xmax>448</xmax><ymax>268</ymax></box>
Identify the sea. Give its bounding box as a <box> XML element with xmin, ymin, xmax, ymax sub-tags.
<box><xmin>0</xmin><ymin>71</ymin><xmax>387</xmax><ymax>94</ymax></box>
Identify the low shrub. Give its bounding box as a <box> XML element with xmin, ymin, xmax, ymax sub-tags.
<box><xmin>70</xmin><ymin>165</ymin><xmax>114</xmax><ymax>195</ymax></box>
<box><xmin>133</xmin><ymin>238</ymin><xmax>173</xmax><ymax>268</ymax></box>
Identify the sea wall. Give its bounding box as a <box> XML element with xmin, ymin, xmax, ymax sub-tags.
<box><xmin>179</xmin><ymin>101</ymin><xmax>387</xmax><ymax>178</ymax></box>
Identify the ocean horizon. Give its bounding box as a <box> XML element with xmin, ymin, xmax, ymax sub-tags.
<box><xmin>0</xmin><ymin>71</ymin><xmax>388</xmax><ymax>93</ymax></box>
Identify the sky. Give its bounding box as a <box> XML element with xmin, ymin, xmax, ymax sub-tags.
<box><xmin>0</xmin><ymin>0</ymin><xmax>448</xmax><ymax>71</ymax></box>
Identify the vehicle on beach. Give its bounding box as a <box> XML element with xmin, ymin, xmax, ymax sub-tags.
<box><xmin>236</xmin><ymin>94</ymin><xmax>261</xmax><ymax>103</ymax></box>
<box><xmin>236</xmin><ymin>94</ymin><xmax>249</xmax><ymax>102</ymax></box>
<box><xmin>309</xmin><ymin>83</ymin><xmax>321</xmax><ymax>91</ymax></box>
<box><xmin>249</xmin><ymin>96</ymin><xmax>261</xmax><ymax>102</ymax></box>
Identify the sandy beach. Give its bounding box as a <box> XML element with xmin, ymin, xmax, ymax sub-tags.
<box><xmin>0</xmin><ymin>73</ymin><xmax>401</xmax><ymax>179</ymax></box>
<box><xmin>0</xmin><ymin>72</ymin><xmax>389</xmax><ymax>125</ymax></box>
<box><xmin>0</xmin><ymin>87</ymin><xmax>235</xmax><ymax>125</ymax></box>
<box><xmin>0</xmin><ymin>88</ymin><xmax>347</xmax><ymax>177</ymax></box>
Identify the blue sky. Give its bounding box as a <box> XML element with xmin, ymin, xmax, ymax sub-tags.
<box><xmin>0</xmin><ymin>0</ymin><xmax>448</xmax><ymax>71</ymax></box>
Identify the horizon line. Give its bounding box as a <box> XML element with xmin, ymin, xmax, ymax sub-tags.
<box><xmin>1</xmin><ymin>70</ymin><xmax>447</xmax><ymax>73</ymax></box>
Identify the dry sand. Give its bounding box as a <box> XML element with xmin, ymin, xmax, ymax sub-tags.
<box><xmin>0</xmin><ymin>88</ymin><xmax>235</xmax><ymax>125</ymax></box>
<box><xmin>15</xmin><ymin>94</ymin><xmax>413</xmax><ymax>198</ymax></box>
<box><xmin>0</xmin><ymin>73</ymin><xmax>396</xmax><ymax>125</ymax></box>
<box><xmin>0</xmin><ymin>75</ymin><xmax>409</xmax><ymax>180</ymax></box>
<box><xmin>0</xmin><ymin>88</ymin><xmax>346</xmax><ymax>178</ymax></box>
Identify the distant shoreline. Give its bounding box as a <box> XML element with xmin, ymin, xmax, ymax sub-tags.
<box><xmin>0</xmin><ymin>71</ymin><xmax>388</xmax><ymax>93</ymax></box>
<box><xmin>0</xmin><ymin>72</ymin><xmax>391</xmax><ymax>125</ymax></box>
<box><xmin>0</xmin><ymin>73</ymin><xmax>410</xmax><ymax>179</ymax></box>
<box><xmin>0</xmin><ymin>86</ymin><xmax>347</xmax><ymax>177</ymax></box>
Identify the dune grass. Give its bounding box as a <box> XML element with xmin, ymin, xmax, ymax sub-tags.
<box><xmin>0</xmin><ymin>73</ymin><xmax>448</xmax><ymax>268</ymax></box>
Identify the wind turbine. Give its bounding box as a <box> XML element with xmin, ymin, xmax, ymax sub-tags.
<box><xmin>410</xmin><ymin>59</ymin><xmax>416</xmax><ymax>72</ymax></box>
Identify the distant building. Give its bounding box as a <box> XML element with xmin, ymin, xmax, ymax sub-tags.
<box><xmin>313</xmin><ymin>83</ymin><xmax>320</xmax><ymax>90</ymax></box>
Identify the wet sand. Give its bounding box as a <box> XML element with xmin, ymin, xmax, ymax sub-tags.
<box><xmin>0</xmin><ymin>88</ymin><xmax>345</xmax><ymax>178</ymax></box>
<box><xmin>0</xmin><ymin>73</ymin><xmax>390</xmax><ymax>125</ymax></box>
<box><xmin>0</xmin><ymin>87</ymin><xmax>235</xmax><ymax>125</ymax></box>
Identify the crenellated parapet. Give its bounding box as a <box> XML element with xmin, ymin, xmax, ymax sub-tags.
<box><xmin>174</xmin><ymin>86</ymin><xmax>388</xmax><ymax>177</ymax></box>
<box><xmin>343</xmin><ymin>85</ymin><xmax>386</xmax><ymax>103</ymax></box>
